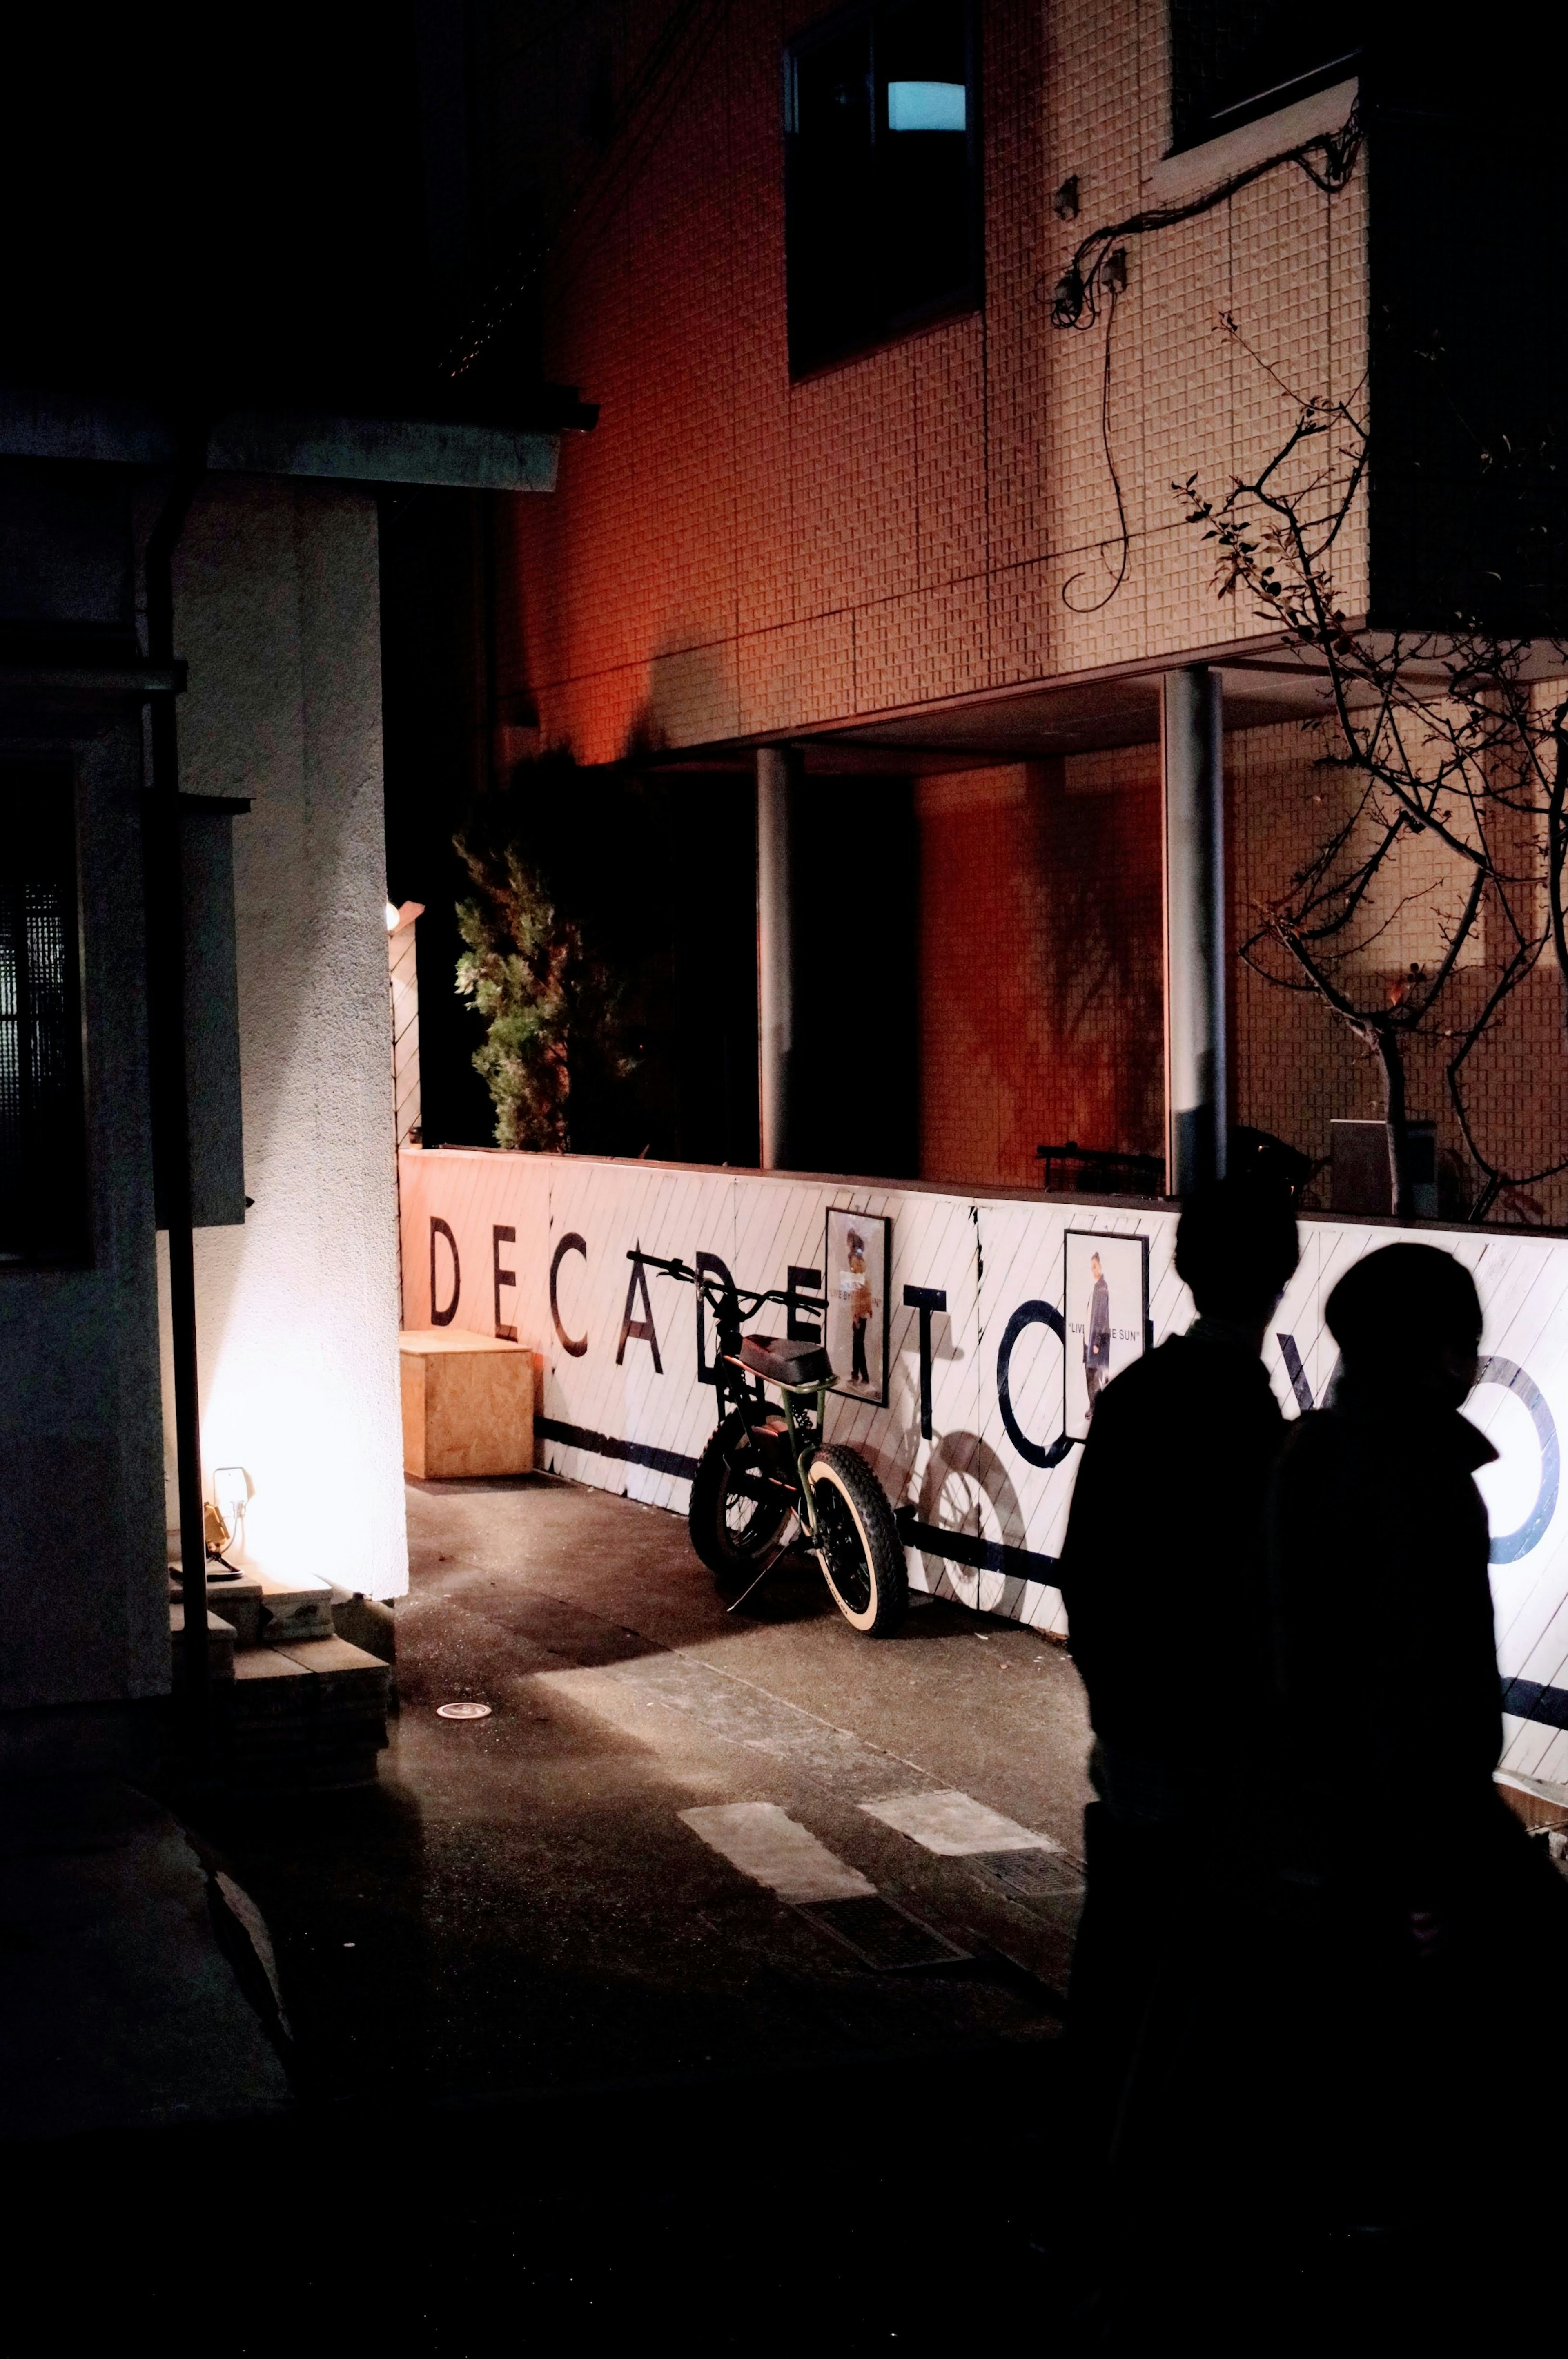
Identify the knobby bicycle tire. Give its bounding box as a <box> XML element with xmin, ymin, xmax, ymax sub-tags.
<box><xmin>688</xmin><ymin>1408</ymin><xmax>792</xmax><ymax>1596</ymax></box>
<box><xmin>807</xmin><ymin>1445</ymin><xmax>908</xmax><ymax>1637</ymax></box>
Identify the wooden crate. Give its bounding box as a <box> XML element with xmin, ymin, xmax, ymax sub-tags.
<box><xmin>399</xmin><ymin>1329</ymin><xmax>534</xmax><ymax>1479</ymax></box>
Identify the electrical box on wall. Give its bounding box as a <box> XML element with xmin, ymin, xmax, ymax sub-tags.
<box><xmin>154</xmin><ymin>795</ymin><xmax>248</xmax><ymax>1230</ymax></box>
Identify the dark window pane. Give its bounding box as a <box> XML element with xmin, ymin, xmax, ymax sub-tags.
<box><xmin>879</xmin><ymin>0</ymin><xmax>972</xmax><ymax>326</ymax></box>
<box><xmin>787</xmin><ymin>22</ymin><xmax>876</xmax><ymax>373</ymax></box>
<box><xmin>1168</xmin><ymin>1</ymin><xmax>1360</xmax><ymax>152</ymax></box>
<box><xmin>0</xmin><ymin>767</ymin><xmax>88</xmax><ymax>1264</ymax></box>
<box><xmin>786</xmin><ymin>0</ymin><xmax>979</xmax><ymax>375</ymax></box>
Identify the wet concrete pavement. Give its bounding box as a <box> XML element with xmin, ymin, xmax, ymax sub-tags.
<box><xmin>193</xmin><ymin>1472</ymin><xmax>1095</xmax><ymax>2113</ymax></box>
<box><xmin>11</xmin><ymin>1481</ymin><xmax>1493</xmax><ymax>2351</ymax></box>
<box><xmin>11</xmin><ymin>1479</ymin><xmax>1109</xmax><ymax>2354</ymax></box>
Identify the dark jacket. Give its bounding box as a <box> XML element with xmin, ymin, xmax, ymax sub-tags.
<box><xmin>1085</xmin><ymin>1275</ymin><xmax>1111</xmax><ymax>1370</ymax></box>
<box><xmin>1269</xmin><ymin>1377</ymin><xmax>1502</xmax><ymax>1900</ymax></box>
<box><xmin>1058</xmin><ymin>1326</ymin><xmax>1287</xmax><ymax>1786</ymax></box>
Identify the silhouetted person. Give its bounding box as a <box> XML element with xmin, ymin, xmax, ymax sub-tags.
<box><xmin>1269</xmin><ymin>1242</ymin><xmax>1568</xmax><ymax>2227</ymax></box>
<box><xmin>1058</xmin><ymin>1177</ymin><xmax>1300</xmax><ymax>2223</ymax></box>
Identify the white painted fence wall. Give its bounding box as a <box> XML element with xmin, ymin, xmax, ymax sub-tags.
<box><xmin>399</xmin><ymin>1148</ymin><xmax>1568</xmax><ymax>1793</ymax></box>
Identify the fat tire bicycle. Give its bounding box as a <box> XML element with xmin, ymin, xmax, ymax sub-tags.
<box><xmin>630</xmin><ymin>1249</ymin><xmax>908</xmax><ymax>1638</ymax></box>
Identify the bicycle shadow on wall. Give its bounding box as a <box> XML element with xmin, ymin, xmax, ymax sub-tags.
<box><xmin>913</xmin><ymin>1434</ymin><xmax>1031</xmax><ymax>1625</ymax></box>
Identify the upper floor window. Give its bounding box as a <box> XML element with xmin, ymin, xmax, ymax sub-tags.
<box><xmin>0</xmin><ymin>766</ymin><xmax>88</xmax><ymax>1266</ymax></box>
<box><xmin>785</xmin><ymin>0</ymin><xmax>981</xmax><ymax>377</ymax></box>
<box><xmin>1167</xmin><ymin>2</ymin><xmax>1361</xmax><ymax>154</ymax></box>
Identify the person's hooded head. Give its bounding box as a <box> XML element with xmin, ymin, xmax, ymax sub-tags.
<box><xmin>1175</xmin><ymin>1176</ymin><xmax>1300</xmax><ymax>1329</ymax></box>
<box><xmin>1325</xmin><ymin>1242</ymin><xmax>1482</xmax><ymax>1410</ymax></box>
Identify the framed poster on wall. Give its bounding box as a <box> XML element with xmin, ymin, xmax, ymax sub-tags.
<box><xmin>823</xmin><ymin>1207</ymin><xmax>891</xmax><ymax>1406</ymax></box>
<box><xmin>1064</xmin><ymin>1229</ymin><xmax>1149</xmax><ymax>1440</ymax></box>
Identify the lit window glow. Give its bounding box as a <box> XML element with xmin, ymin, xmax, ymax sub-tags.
<box><xmin>887</xmin><ymin>80</ymin><xmax>965</xmax><ymax>131</ymax></box>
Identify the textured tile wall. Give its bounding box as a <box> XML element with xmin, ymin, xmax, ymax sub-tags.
<box><xmin>915</xmin><ymin>713</ymin><xmax>1568</xmax><ymax>1218</ymax></box>
<box><xmin>510</xmin><ymin>0</ymin><xmax>1370</xmax><ymax>762</ymax></box>
<box><xmin>1229</xmin><ymin>715</ymin><xmax>1568</xmax><ymax>1224</ymax></box>
<box><xmin>499</xmin><ymin>0</ymin><xmax>1568</xmax><ymax>1213</ymax></box>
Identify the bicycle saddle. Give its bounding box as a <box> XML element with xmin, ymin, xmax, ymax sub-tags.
<box><xmin>736</xmin><ymin>1332</ymin><xmax>834</xmax><ymax>1388</ymax></box>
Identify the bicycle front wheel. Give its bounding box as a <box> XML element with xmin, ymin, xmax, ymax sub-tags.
<box><xmin>688</xmin><ymin>1409</ymin><xmax>793</xmax><ymax>1596</ymax></box>
<box><xmin>807</xmin><ymin>1445</ymin><xmax>907</xmax><ymax>1637</ymax></box>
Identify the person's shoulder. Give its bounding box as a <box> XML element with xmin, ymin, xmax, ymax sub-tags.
<box><xmin>1092</xmin><ymin>1335</ymin><xmax>1185</xmax><ymax>1420</ymax></box>
<box><xmin>1109</xmin><ymin>1331</ymin><xmax>1214</xmax><ymax>1390</ymax></box>
<box><xmin>1274</xmin><ymin>1408</ymin><xmax>1356</xmax><ymax>1488</ymax></box>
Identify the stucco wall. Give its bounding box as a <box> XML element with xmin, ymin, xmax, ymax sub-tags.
<box><xmin>503</xmin><ymin>0</ymin><xmax>1368</xmax><ymax>761</ymax></box>
<box><xmin>163</xmin><ymin>479</ymin><xmax>408</xmax><ymax>1599</ymax></box>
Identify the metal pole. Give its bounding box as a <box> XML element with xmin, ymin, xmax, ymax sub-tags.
<box><xmin>756</xmin><ymin>745</ymin><xmax>795</xmax><ymax>1170</ymax></box>
<box><xmin>1161</xmin><ymin>665</ymin><xmax>1227</xmax><ymax>1198</ymax></box>
<box><xmin>145</xmin><ymin>448</ymin><xmax>211</xmax><ymax>1751</ymax></box>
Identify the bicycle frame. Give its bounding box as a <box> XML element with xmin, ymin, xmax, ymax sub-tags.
<box><xmin>628</xmin><ymin>1249</ymin><xmax>829</xmax><ymax>1545</ymax></box>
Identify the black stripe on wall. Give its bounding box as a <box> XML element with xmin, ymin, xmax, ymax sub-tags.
<box><xmin>1500</xmin><ymin>1678</ymin><xmax>1568</xmax><ymax>1730</ymax></box>
<box><xmin>898</xmin><ymin>1512</ymin><xmax>1061</xmax><ymax>1591</ymax></box>
<box><xmin>535</xmin><ymin>1417</ymin><xmax>701</xmax><ymax>1481</ymax></box>
<box><xmin>537</xmin><ymin>1422</ymin><xmax>1568</xmax><ymax>1738</ymax></box>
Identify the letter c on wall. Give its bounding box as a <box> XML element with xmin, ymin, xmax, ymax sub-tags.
<box><xmin>996</xmin><ymin>1300</ymin><xmax>1074</xmax><ymax>1470</ymax></box>
<box><xmin>1476</xmin><ymin>1355</ymin><xmax>1559</xmax><ymax>1562</ymax></box>
<box><xmin>550</xmin><ymin>1232</ymin><xmax>589</xmax><ymax>1357</ymax></box>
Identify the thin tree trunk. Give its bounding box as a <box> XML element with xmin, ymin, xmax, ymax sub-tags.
<box><xmin>1374</xmin><ymin>1024</ymin><xmax>1412</xmax><ymax>1220</ymax></box>
<box><xmin>1550</xmin><ymin>724</ymin><xmax>1568</xmax><ymax>1035</ymax></box>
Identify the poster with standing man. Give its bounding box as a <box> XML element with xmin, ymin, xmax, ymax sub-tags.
<box><xmin>1064</xmin><ymin>1230</ymin><xmax>1149</xmax><ymax>1439</ymax></box>
<box><xmin>824</xmin><ymin>1208</ymin><xmax>891</xmax><ymax>1405</ymax></box>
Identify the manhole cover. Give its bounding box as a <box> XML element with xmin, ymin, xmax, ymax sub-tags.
<box><xmin>435</xmin><ymin>1701</ymin><xmax>492</xmax><ymax>1721</ymax></box>
<box><xmin>969</xmin><ymin>1848</ymin><xmax>1085</xmax><ymax>1923</ymax></box>
<box><xmin>793</xmin><ymin>1894</ymin><xmax>969</xmax><ymax>1971</ymax></box>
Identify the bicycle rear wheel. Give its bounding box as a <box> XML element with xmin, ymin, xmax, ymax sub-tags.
<box><xmin>688</xmin><ymin>1409</ymin><xmax>793</xmax><ymax>1597</ymax></box>
<box><xmin>807</xmin><ymin>1445</ymin><xmax>908</xmax><ymax>1637</ymax></box>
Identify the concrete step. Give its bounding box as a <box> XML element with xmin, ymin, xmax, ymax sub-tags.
<box><xmin>252</xmin><ymin>1572</ymin><xmax>336</xmax><ymax>1649</ymax></box>
<box><xmin>170</xmin><ymin>1570</ymin><xmax>336</xmax><ymax>1650</ymax></box>
<box><xmin>218</xmin><ymin>1635</ymin><xmax>390</xmax><ymax>1788</ymax></box>
<box><xmin>330</xmin><ymin>1590</ymin><xmax>396</xmax><ymax>1663</ymax></box>
<box><xmin>171</xmin><ymin>1572</ymin><xmax>265</xmax><ymax>1647</ymax></box>
<box><xmin>168</xmin><ymin>1607</ymin><xmax>237</xmax><ymax>1682</ymax></box>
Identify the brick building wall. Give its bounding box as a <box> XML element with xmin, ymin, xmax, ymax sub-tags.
<box><xmin>917</xmin><ymin>758</ymin><xmax>1163</xmax><ymax>1188</ymax></box>
<box><xmin>1227</xmin><ymin>716</ymin><xmax>1568</xmax><ymax>1226</ymax></box>
<box><xmin>915</xmin><ymin>720</ymin><xmax>1568</xmax><ymax>1222</ymax></box>
<box><xmin>503</xmin><ymin>0</ymin><xmax>1368</xmax><ymax>761</ymax></box>
<box><xmin>488</xmin><ymin>0</ymin><xmax>1568</xmax><ymax>1217</ymax></box>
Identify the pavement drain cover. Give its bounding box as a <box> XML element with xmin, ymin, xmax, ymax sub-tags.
<box><xmin>436</xmin><ymin>1701</ymin><xmax>492</xmax><ymax>1721</ymax></box>
<box><xmin>969</xmin><ymin>1848</ymin><xmax>1085</xmax><ymax>1921</ymax></box>
<box><xmin>793</xmin><ymin>1895</ymin><xmax>969</xmax><ymax>1971</ymax></box>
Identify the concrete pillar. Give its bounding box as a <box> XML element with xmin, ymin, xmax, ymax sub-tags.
<box><xmin>1161</xmin><ymin>666</ymin><xmax>1227</xmax><ymax>1197</ymax></box>
<box><xmin>756</xmin><ymin>745</ymin><xmax>795</xmax><ymax>1169</ymax></box>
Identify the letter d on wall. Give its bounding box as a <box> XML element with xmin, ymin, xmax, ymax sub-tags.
<box><xmin>430</xmin><ymin>1218</ymin><xmax>460</xmax><ymax>1326</ymax></box>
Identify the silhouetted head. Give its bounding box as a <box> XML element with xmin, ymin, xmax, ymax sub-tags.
<box><xmin>1175</xmin><ymin>1177</ymin><xmax>1300</xmax><ymax>1326</ymax></box>
<box><xmin>1325</xmin><ymin>1243</ymin><xmax>1481</xmax><ymax>1407</ymax></box>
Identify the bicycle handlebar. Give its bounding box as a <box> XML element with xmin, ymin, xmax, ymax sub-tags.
<box><xmin>626</xmin><ymin>1246</ymin><xmax>793</xmax><ymax>1318</ymax></box>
